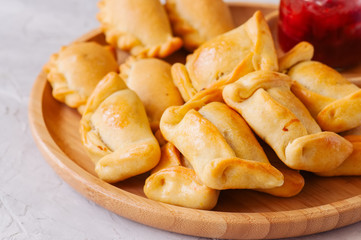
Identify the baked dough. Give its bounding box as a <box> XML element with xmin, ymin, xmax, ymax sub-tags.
<box><xmin>144</xmin><ymin>143</ymin><xmax>220</xmax><ymax>210</ymax></box>
<box><xmin>288</xmin><ymin>61</ymin><xmax>361</xmax><ymax>132</ymax></box>
<box><xmin>165</xmin><ymin>0</ymin><xmax>234</xmax><ymax>51</ymax></box>
<box><xmin>223</xmin><ymin>70</ymin><xmax>353</xmax><ymax>172</ymax></box>
<box><xmin>44</xmin><ymin>41</ymin><xmax>118</xmax><ymax>114</ymax></box>
<box><xmin>160</xmin><ymin>99</ymin><xmax>284</xmax><ymax>190</ymax></box>
<box><xmin>120</xmin><ymin>58</ymin><xmax>184</xmax><ymax>131</ymax></box>
<box><xmin>171</xmin><ymin>11</ymin><xmax>278</xmax><ymax>101</ymax></box>
<box><xmin>201</xmin><ymin>103</ymin><xmax>304</xmax><ymax>197</ymax></box>
<box><xmin>316</xmin><ymin>125</ymin><xmax>361</xmax><ymax>176</ymax></box>
<box><xmin>278</xmin><ymin>41</ymin><xmax>314</xmax><ymax>73</ymax></box>
<box><xmin>256</xmin><ymin>144</ymin><xmax>305</xmax><ymax>197</ymax></box>
<box><xmin>80</xmin><ymin>72</ymin><xmax>160</xmax><ymax>183</ymax></box>
<box><xmin>97</xmin><ymin>0</ymin><xmax>182</xmax><ymax>58</ymax></box>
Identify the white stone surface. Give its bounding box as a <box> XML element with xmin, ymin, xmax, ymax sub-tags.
<box><xmin>1</xmin><ymin>0</ymin><xmax>361</xmax><ymax>239</ymax></box>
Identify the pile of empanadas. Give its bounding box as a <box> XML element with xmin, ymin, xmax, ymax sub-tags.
<box><xmin>44</xmin><ymin>0</ymin><xmax>361</xmax><ymax>210</ymax></box>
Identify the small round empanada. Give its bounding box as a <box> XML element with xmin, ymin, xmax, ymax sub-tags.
<box><xmin>97</xmin><ymin>0</ymin><xmax>182</xmax><ymax>58</ymax></box>
<box><xmin>165</xmin><ymin>0</ymin><xmax>234</xmax><ymax>51</ymax></box>
<box><xmin>44</xmin><ymin>41</ymin><xmax>118</xmax><ymax>114</ymax></box>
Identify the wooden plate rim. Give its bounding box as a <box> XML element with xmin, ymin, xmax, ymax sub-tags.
<box><xmin>28</xmin><ymin>4</ymin><xmax>361</xmax><ymax>239</ymax></box>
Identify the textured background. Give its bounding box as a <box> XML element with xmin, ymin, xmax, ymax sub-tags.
<box><xmin>1</xmin><ymin>0</ymin><xmax>361</xmax><ymax>239</ymax></box>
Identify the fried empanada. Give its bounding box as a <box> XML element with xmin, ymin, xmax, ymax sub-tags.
<box><xmin>44</xmin><ymin>41</ymin><xmax>118</xmax><ymax>114</ymax></box>
<box><xmin>80</xmin><ymin>72</ymin><xmax>160</xmax><ymax>183</ymax></box>
<box><xmin>171</xmin><ymin>11</ymin><xmax>278</xmax><ymax>101</ymax></box>
<box><xmin>144</xmin><ymin>143</ymin><xmax>219</xmax><ymax>210</ymax></box>
<box><xmin>223</xmin><ymin>70</ymin><xmax>353</xmax><ymax>172</ymax></box>
<box><xmin>288</xmin><ymin>61</ymin><xmax>361</xmax><ymax>132</ymax></box>
<box><xmin>97</xmin><ymin>0</ymin><xmax>182</xmax><ymax>58</ymax></box>
<box><xmin>120</xmin><ymin>58</ymin><xmax>184</xmax><ymax>131</ymax></box>
<box><xmin>160</xmin><ymin>99</ymin><xmax>284</xmax><ymax>190</ymax></box>
<box><xmin>165</xmin><ymin>0</ymin><xmax>234</xmax><ymax>51</ymax></box>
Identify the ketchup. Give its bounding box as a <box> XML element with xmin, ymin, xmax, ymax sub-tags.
<box><xmin>278</xmin><ymin>0</ymin><xmax>361</xmax><ymax>69</ymax></box>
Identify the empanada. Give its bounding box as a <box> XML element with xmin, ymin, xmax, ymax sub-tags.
<box><xmin>44</xmin><ymin>41</ymin><xmax>118</xmax><ymax>114</ymax></box>
<box><xmin>80</xmin><ymin>72</ymin><xmax>160</xmax><ymax>183</ymax></box>
<box><xmin>200</xmin><ymin>102</ymin><xmax>304</xmax><ymax>197</ymax></box>
<box><xmin>316</xmin><ymin>126</ymin><xmax>361</xmax><ymax>176</ymax></box>
<box><xmin>120</xmin><ymin>58</ymin><xmax>184</xmax><ymax>131</ymax></box>
<box><xmin>160</xmin><ymin>99</ymin><xmax>284</xmax><ymax>190</ymax></box>
<box><xmin>223</xmin><ymin>70</ymin><xmax>353</xmax><ymax>172</ymax></box>
<box><xmin>288</xmin><ymin>61</ymin><xmax>361</xmax><ymax>132</ymax></box>
<box><xmin>165</xmin><ymin>0</ymin><xmax>234</xmax><ymax>51</ymax></box>
<box><xmin>97</xmin><ymin>0</ymin><xmax>182</xmax><ymax>58</ymax></box>
<box><xmin>144</xmin><ymin>143</ymin><xmax>220</xmax><ymax>210</ymax></box>
<box><xmin>172</xmin><ymin>11</ymin><xmax>278</xmax><ymax>101</ymax></box>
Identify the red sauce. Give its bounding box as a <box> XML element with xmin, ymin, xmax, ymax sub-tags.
<box><xmin>278</xmin><ymin>0</ymin><xmax>361</xmax><ymax>68</ymax></box>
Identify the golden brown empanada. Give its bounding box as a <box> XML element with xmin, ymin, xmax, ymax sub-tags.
<box><xmin>120</xmin><ymin>58</ymin><xmax>184</xmax><ymax>131</ymax></box>
<box><xmin>223</xmin><ymin>70</ymin><xmax>353</xmax><ymax>172</ymax></box>
<box><xmin>97</xmin><ymin>0</ymin><xmax>182</xmax><ymax>58</ymax></box>
<box><xmin>316</xmin><ymin>125</ymin><xmax>361</xmax><ymax>176</ymax></box>
<box><xmin>288</xmin><ymin>61</ymin><xmax>361</xmax><ymax>132</ymax></box>
<box><xmin>144</xmin><ymin>143</ymin><xmax>219</xmax><ymax>210</ymax></box>
<box><xmin>171</xmin><ymin>11</ymin><xmax>278</xmax><ymax>101</ymax></box>
<box><xmin>200</xmin><ymin>102</ymin><xmax>304</xmax><ymax>197</ymax></box>
<box><xmin>165</xmin><ymin>0</ymin><xmax>234</xmax><ymax>51</ymax></box>
<box><xmin>160</xmin><ymin>99</ymin><xmax>284</xmax><ymax>190</ymax></box>
<box><xmin>44</xmin><ymin>41</ymin><xmax>118</xmax><ymax>114</ymax></box>
<box><xmin>80</xmin><ymin>72</ymin><xmax>160</xmax><ymax>183</ymax></box>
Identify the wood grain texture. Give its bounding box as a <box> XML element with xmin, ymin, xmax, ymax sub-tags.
<box><xmin>28</xmin><ymin>3</ymin><xmax>361</xmax><ymax>239</ymax></box>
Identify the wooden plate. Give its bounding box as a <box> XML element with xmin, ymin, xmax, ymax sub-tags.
<box><xmin>28</xmin><ymin>3</ymin><xmax>361</xmax><ymax>240</ymax></box>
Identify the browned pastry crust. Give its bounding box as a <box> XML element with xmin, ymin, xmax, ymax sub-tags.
<box><xmin>144</xmin><ymin>143</ymin><xmax>220</xmax><ymax>210</ymax></box>
<box><xmin>160</xmin><ymin>94</ymin><xmax>284</xmax><ymax>190</ymax></box>
<box><xmin>278</xmin><ymin>41</ymin><xmax>314</xmax><ymax>73</ymax></box>
<box><xmin>316</xmin><ymin>126</ymin><xmax>361</xmax><ymax>176</ymax></box>
<box><xmin>97</xmin><ymin>0</ymin><xmax>182</xmax><ymax>58</ymax></box>
<box><xmin>223</xmin><ymin>70</ymin><xmax>353</xmax><ymax>172</ymax></box>
<box><xmin>80</xmin><ymin>72</ymin><xmax>160</xmax><ymax>183</ymax></box>
<box><xmin>256</xmin><ymin>144</ymin><xmax>305</xmax><ymax>197</ymax></box>
<box><xmin>165</xmin><ymin>0</ymin><xmax>234</xmax><ymax>51</ymax></box>
<box><xmin>120</xmin><ymin>57</ymin><xmax>184</xmax><ymax>131</ymax></box>
<box><xmin>288</xmin><ymin>61</ymin><xmax>361</xmax><ymax>132</ymax></box>
<box><xmin>44</xmin><ymin>41</ymin><xmax>118</xmax><ymax>114</ymax></box>
<box><xmin>171</xmin><ymin>11</ymin><xmax>278</xmax><ymax>101</ymax></box>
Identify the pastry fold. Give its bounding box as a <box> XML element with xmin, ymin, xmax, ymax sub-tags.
<box><xmin>80</xmin><ymin>72</ymin><xmax>160</xmax><ymax>183</ymax></box>
<box><xmin>97</xmin><ymin>0</ymin><xmax>182</xmax><ymax>58</ymax></box>
<box><xmin>256</xmin><ymin>163</ymin><xmax>305</xmax><ymax>197</ymax></box>
<box><xmin>278</xmin><ymin>41</ymin><xmax>314</xmax><ymax>73</ymax></box>
<box><xmin>256</xmin><ymin>144</ymin><xmax>305</xmax><ymax>197</ymax></box>
<box><xmin>44</xmin><ymin>42</ymin><xmax>118</xmax><ymax>114</ymax></box>
<box><xmin>120</xmin><ymin>58</ymin><xmax>184</xmax><ymax>131</ymax></box>
<box><xmin>165</xmin><ymin>0</ymin><xmax>234</xmax><ymax>51</ymax></box>
<box><xmin>172</xmin><ymin>11</ymin><xmax>278</xmax><ymax>101</ymax></box>
<box><xmin>144</xmin><ymin>143</ymin><xmax>220</xmax><ymax>210</ymax></box>
<box><xmin>160</xmin><ymin>99</ymin><xmax>284</xmax><ymax>190</ymax></box>
<box><xmin>316</xmin><ymin>126</ymin><xmax>361</xmax><ymax>176</ymax></box>
<box><xmin>223</xmin><ymin>70</ymin><xmax>353</xmax><ymax>172</ymax></box>
<box><xmin>288</xmin><ymin>61</ymin><xmax>361</xmax><ymax>132</ymax></box>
